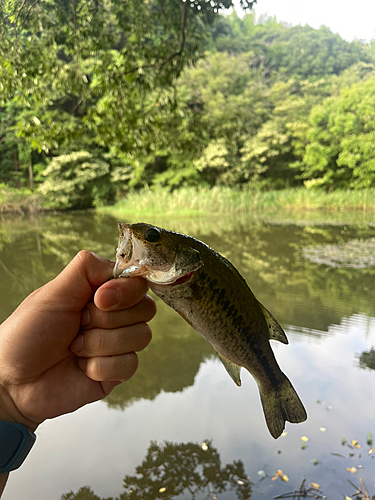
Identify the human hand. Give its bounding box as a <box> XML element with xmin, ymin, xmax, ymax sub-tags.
<box><xmin>0</xmin><ymin>251</ymin><xmax>156</xmax><ymax>432</ymax></box>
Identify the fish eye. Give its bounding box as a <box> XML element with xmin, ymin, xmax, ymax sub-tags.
<box><xmin>144</xmin><ymin>228</ymin><xmax>160</xmax><ymax>243</ymax></box>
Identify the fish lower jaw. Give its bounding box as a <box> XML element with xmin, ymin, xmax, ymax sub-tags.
<box><xmin>148</xmin><ymin>270</ymin><xmax>196</xmax><ymax>290</ymax></box>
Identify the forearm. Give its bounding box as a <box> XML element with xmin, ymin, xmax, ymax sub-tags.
<box><xmin>0</xmin><ymin>472</ymin><xmax>9</xmax><ymax>497</ymax></box>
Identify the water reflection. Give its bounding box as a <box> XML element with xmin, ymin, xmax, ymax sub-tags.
<box><xmin>61</xmin><ymin>440</ymin><xmax>252</xmax><ymax>500</ymax></box>
<box><xmin>357</xmin><ymin>347</ymin><xmax>375</xmax><ymax>370</ymax></box>
<box><xmin>105</xmin><ymin>303</ymin><xmax>213</xmax><ymax>409</ymax></box>
<box><xmin>2</xmin><ymin>212</ymin><xmax>375</xmax><ymax>412</ymax></box>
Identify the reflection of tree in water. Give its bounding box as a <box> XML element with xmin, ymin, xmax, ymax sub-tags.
<box><xmin>105</xmin><ymin>297</ymin><xmax>214</xmax><ymax>410</ymax></box>
<box><xmin>61</xmin><ymin>440</ymin><xmax>251</xmax><ymax>500</ymax></box>
<box><xmin>357</xmin><ymin>347</ymin><xmax>375</xmax><ymax>371</ymax></box>
<box><xmin>120</xmin><ymin>440</ymin><xmax>251</xmax><ymax>500</ymax></box>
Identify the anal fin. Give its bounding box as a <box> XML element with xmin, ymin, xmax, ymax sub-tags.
<box><xmin>259</xmin><ymin>303</ymin><xmax>288</xmax><ymax>345</ymax></box>
<box><xmin>217</xmin><ymin>351</ymin><xmax>242</xmax><ymax>387</ymax></box>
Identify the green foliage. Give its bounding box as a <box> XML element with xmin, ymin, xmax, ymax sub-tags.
<box><xmin>213</xmin><ymin>12</ymin><xmax>373</xmax><ymax>79</ymax></box>
<box><xmin>1</xmin><ymin>4</ymin><xmax>375</xmax><ymax>207</ymax></box>
<box><xmin>302</xmin><ymin>76</ymin><xmax>375</xmax><ymax>189</ymax></box>
<box><xmin>38</xmin><ymin>151</ymin><xmax>113</xmax><ymax>209</ymax></box>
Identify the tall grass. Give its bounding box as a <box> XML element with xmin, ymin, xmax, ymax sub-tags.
<box><xmin>101</xmin><ymin>186</ymin><xmax>375</xmax><ymax>217</ymax></box>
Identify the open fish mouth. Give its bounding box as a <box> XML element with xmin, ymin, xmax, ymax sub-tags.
<box><xmin>113</xmin><ymin>258</ymin><xmax>200</xmax><ymax>286</ymax></box>
<box><xmin>112</xmin><ymin>223</ymin><xmax>203</xmax><ymax>285</ymax></box>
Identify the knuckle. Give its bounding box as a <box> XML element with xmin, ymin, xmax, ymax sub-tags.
<box><xmin>76</xmin><ymin>249</ymin><xmax>92</xmax><ymax>263</ymax></box>
<box><xmin>85</xmin><ymin>352</ymin><xmax>139</xmax><ymax>382</ymax></box>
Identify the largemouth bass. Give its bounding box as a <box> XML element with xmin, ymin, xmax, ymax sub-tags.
<box><xmin>113</xmin><ymin>222</ymin><xmax>307</xmax><ymax>438</ymax></box>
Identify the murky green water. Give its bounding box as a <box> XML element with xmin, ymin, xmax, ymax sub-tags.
<box><xmin>2</xmin><ymin>211</ymin><xmax>375</xmax><ymax>499</ymax></box>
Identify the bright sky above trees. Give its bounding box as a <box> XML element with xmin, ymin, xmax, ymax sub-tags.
<box><xmin>234</xmin><ymin>0</ymin><xmax>375</xmax><ymax>42</ymax></box>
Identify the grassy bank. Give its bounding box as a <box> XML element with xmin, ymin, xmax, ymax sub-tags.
<box><xmin>4</xmin><ymin>186</ymin><xmax>375</xmax><ymax>216</ymax></box>
<box><xmin>0</xmin><ymin>186</ymin><xmax>41</xmax><ymax>214</ymax></box>
<box><xmin>100</xmin><ymin>186</ymin><xmax>375</xmax><ymax>218</ymax></box>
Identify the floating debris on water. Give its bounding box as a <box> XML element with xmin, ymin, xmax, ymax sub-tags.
<box><xmin>273</xmin><ymin>478</ymin><xmax>326</xmax><ymax>499</ymax></box>
<box><xmin>302</xmin><ymin>238</ymin><xmax>375</xmax><ymax>268</ymax></box>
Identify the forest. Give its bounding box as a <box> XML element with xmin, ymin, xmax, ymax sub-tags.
<box><xmin>1</xmin><ymin>0</ymin><xmax>375</xmax><ymax>210</ymax></box>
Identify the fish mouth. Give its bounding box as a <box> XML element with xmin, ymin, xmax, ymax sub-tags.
<box><xmin>112</xmin><ymin>223</ymin><xmax>202</xmax><ymax>284</ymax></box>
<box><xmin>170</xmin><ymin>271</ymin><xmax>196</xmax><ymax>286</ymax></box>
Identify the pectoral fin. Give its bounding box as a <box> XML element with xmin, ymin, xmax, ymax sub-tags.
<box><xmin>259</xmin><ymin>303</ymin><xmax>288</xmax><ymax>345</ymax></box>
<box><xmin>217</xmin><ymin>352</ymin><xmax>242</xmax><ymax>387</ymax></box>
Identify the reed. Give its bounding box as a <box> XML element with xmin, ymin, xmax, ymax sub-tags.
<box><xmin>100</xmin><ymin>187</ymin><xmax>375</xmax><ymax>217</ymax></box>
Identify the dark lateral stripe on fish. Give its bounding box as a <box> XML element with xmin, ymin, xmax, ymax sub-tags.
<box><xmin>194</xmin><ymin>270</ymin><xmax>281</xmax><ymax>390</ymax></box>
<box><xmin>249</xmin><ymin>343</ymin><xmax>282</xmax><ymax>391</ymax></box>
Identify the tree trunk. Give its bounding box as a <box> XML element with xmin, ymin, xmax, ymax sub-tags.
<box><xmin>28</xmin><ymin>162</ymin><xmax>34</xmax><ymax>191</ymax></box>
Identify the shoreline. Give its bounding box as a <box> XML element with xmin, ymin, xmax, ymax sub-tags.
<box><xmin>4</xmin><ymin>187</ymin><xmax>375</xmax><ymax>216</ymax></box>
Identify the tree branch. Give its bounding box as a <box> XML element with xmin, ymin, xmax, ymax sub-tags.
<box><xmin>21</xmin><ymin>0</ymin><xmax>39</xmax><ymax>30</ymax></box>
<box><xmin>125</xmin><ymin>0</ymin><xmax>189</xmax><ymax>75</ymax></box>
<box><xmin>71</xmin><ymin>1</ymin><xmax>189</xmax><ymax>114</ymax></box>
<box><xmin>14</xmin><ymin>0</ymin><xmax>27</xmax><ymax>26</ymax></box>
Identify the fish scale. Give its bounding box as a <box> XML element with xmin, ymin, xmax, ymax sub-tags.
<box><xmin>113</xmin><ymin>222</ymin><xmax>307</xmax><ymax>438</ymax></box>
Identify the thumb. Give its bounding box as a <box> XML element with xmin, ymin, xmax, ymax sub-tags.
<box><xmin>0</xmin><ymin>251</ymin><xmax>115</xmax><ymax>379</ymax></box>
<box><xmin>41</xmin><ymin>251</ymin><xmax>115</xmax><ymax>312</ymax></box>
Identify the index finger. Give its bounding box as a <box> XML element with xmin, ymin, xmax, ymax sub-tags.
<box><xmin>94</xmin><ymin>277</ymin><xmax>149</xmax><ymax>311</ymax></box>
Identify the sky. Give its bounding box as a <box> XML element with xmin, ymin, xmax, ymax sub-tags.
<box><xmin>234</xmin><ymin>0</ymin><xmax>375</xmax><ymax>43</ymax></box>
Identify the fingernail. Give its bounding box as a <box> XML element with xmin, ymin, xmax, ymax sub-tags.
<box><xmin>71</xmin><ymin>334</ymin><xmax>84</xmax><ymax>353</ymax></box>
<box><xmin>99</xmin><ymin>287</ymin><xmax>120</xmax><ymax>309</ymax></box>
<box><xmin>78</xmin><ymin>357</ymin><xmax>87</xmax><ymax>371</ymax></box>
<box><xmin>81</xmin><ymin>308</ymin><xmax>90</xmax><ymax>327</ymax></box>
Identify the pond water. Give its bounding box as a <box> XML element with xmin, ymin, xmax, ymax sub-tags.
<box><xmin>1</xmin><ymin>211</ymin><xmax>375</xmax><ymax>499</ymax></box>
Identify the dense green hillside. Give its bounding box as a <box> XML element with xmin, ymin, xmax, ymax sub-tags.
<box><xmin>1</xmin><ymin>1</ymin><xmax>375</xmax><ymax>209</ymax></box>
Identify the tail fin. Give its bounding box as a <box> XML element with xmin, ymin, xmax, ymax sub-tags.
<box><xmin>260</xmin><ymin>376</ymin><xmax>307</xmax><ymax>439</ymax></box>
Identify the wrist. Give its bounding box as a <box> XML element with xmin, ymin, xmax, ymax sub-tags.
<box><xmin>0</xmin><ymin>388</ymin><xmax>39</xmax><ymax>433</ymax></box>
<box><xmin>0</xmin><ymin>421</ymin><xmax>36</xmax><ymax>475</ymax></box>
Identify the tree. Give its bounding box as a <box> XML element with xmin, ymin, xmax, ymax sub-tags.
<box><xmin>0</xmin><ymin>0</ymin><xmax>254</xmax><ymax>153</ymax></box>
<box><xmin>301</xmin><ymin>76</ymin><xmax>375</xmax><ymax>189</ymax></box>
<box><xmin>0</xmin><ymin>0</ymin><xmax>254</xmax><ymax>204</ymax></box>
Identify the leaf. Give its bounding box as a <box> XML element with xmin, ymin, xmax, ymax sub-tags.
<box><xmin>367</xmin><ymin>432</ymin><xmax>373</xmax><ymax>446</ymax></box>
<box><xmin>352</xmin><ymin>440</ymin><xmax>361</xmax><ymax>449</ymax></box>
<box><xmin>346</xmin><ymin>466</ymin><xmax>357</xmax><ymax>474</ymax></box>
<box><xmin>310</xmin><ymin>483</ymin><xmax>320</xmax><ymax>489</ymax></box>
<box><xmin>201</xmin><ymin>442</ymin><xmax>208</xmax><ymax>451</ymax></box>
<box><xmin>159</xmin><ymin>487</ymin><xmax>167</xmax><ymax>493</ymax></box>
<box><xmin>301</xmin><ymin>436</ymin><xmax>309</xmax><ymax>442</ymax></box>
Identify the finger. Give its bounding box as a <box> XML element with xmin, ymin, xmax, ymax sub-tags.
<box><xmin>81</xmin><ymin>295</ymin><xmax>156</xmax><ymax>330</ymax></box>
<box><xmin>79</xmin><ymin>352</ymin><xmax>138</xmax><ymax>382</ymax></box>
<box><xmin>71</xmin><ymin>323</ymin><xmax>152</xmax><ymax>356</ymax></box>
<box><xmin>40</xmin><ymin>251</ymin><xmax>115</xmax><ymax>313</ymax></box>
<box><xmin>0</xmin><ymin>251</ymin><xmax>115</xmax><ymax>376</ymax></box>
<box><xmin>94</xmin><ymin>276</ymin><xmax>149</xmax><ymax>311</ymax></box>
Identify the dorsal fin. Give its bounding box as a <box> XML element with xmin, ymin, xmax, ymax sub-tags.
<box><xmin>259</xmin><ymin>303</ymin><xmax>288</xmax><ymax>345</ymax></box>
<box><xmin>216</xmin><ymin>351</ymin><xmax>242</xmax><ymax>387</ymax></box>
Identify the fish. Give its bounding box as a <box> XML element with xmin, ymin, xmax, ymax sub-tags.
<box><xmin>112</xmin><ymin>222</ymin><xmax>307</xmax><ymax>438</ymax></box>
